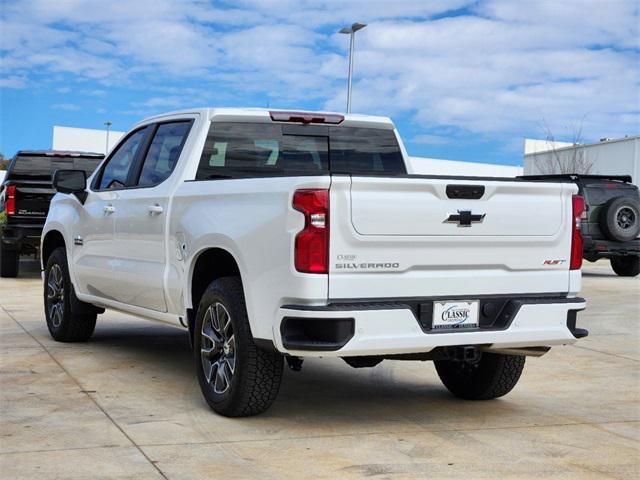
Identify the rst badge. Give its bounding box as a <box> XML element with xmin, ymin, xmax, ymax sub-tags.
<box><xmin>543</xmin><ymin>259</ymin><xmax>566</xmax><ymax>265</ymax></box>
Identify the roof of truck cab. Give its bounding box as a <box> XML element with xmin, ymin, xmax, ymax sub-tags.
<box><xmin>135</xmin><ymin>107</ymin><xmax>395</xmax><ymax>129</ymax></box>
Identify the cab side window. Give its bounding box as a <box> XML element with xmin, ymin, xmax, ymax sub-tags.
<box><xmin>136</xmin><ymin>121</ymin><xmax>192</xmax><ymax>187</ymax></box>
<box><xmin>97</xmin><ymin>127</ymin><xmax>148</xmax><ymax>190</ymax></box>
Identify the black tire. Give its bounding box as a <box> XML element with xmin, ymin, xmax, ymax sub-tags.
<box><xmin>599</xmin><ymin>197</ymin><xmax>640</xmax><ymax>242</ymax></box>
<box><xmin>44</xmin><ymin>247</ymin><xmax>97</xmax><ymax>342</ymax></box>
<box><xmin>194</xmin><ymin>276</ymin><xmax>283</xmax><ymax>417</ymax></box>
<box><xmin>0</xmin><ymin>243</ymin><xmax>19</xmax><ymax>278</ymax></box>
<box><xmin>435</xmin><ymin>352</ymin><xmax>525</xmax><ymax>400</ymax></box>
<box><xmin>610</xmin><ymin>256</ymin><xmax>640</xmax><ymax>277</ymax></box>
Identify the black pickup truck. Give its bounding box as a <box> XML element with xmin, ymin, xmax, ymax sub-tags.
<box><xmin>0</xmin><ymin>150</ymin><xmax>104</xmax><ymax>277</ymax></box>
<box><xmin>523</xmin><ymin>174</ymin><xmax>640</xmax><ymax>277</ymax></box>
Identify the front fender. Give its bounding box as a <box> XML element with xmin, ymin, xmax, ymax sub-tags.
<box><xmin>41</xmin><ymin>194</ymin><xmax>82</xmax><ymax>286</ymax></box>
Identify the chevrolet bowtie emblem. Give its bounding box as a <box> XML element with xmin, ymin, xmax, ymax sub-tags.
<box><xmin>445</xmin><ymin>210</ymin><xmax>486</xmax><ymax>227</ymax></box>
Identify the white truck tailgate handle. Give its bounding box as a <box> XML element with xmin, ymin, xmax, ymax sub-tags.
<box><xmin>103</xmin><ymin>205</ymin><xmax>115</xmax><ymax>214</ymax></box>
<box><xmin>148</xmin><ymin>204</ymin><xmax>164</xmax><ymax>214</ymax></box>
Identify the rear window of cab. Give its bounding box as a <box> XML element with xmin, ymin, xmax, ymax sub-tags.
<box><xmin>196</xmin><ymin>122</ymin><xmax>405</xmax><ymax>180</ymax></box>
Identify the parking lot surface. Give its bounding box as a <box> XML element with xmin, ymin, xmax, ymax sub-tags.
<box><xmin>0</xmin><ymin>259</ymin><xmax>638</xmax><ymax>479</ymax></box>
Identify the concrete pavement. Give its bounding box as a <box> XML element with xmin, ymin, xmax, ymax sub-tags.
<box><xmin>0</xmin><ymin>259</ymin><xmax>638</xmax><ymax>479</ymax></box>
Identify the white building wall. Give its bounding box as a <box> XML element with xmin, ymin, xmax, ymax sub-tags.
<box><xmin>524</xmin><ymin>136</ymin><xmax>640</xmax><ymax>184</ymax></box>
<box><xmin>410</xmin><ymin>157</ymin><xmax>523</xmax><ymax>177</ymax></box>
<box><xmin>524</xmin><ymin>138</ymin><xmax>573</xmax><ymax>154</ymax></box>
<box><xmin>52</xmin><ymin>126</ymin><xmax>125</xmax><ymax>155</ymax></box>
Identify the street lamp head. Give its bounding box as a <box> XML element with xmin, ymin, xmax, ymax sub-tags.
<box><xmin>339</xmin><ymin>22</ymin><xmax>366</xmax><ymax>35</ymax></box>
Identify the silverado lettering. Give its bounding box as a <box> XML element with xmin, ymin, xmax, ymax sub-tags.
<box><xmin>335</xmin><ymin>262</ymin><xmax>400</xmax><ymax>269</ymax></box>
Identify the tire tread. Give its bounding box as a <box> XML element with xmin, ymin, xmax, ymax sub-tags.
<box><xmin>45</xmin><ymin>247</ymin><xmax>97</xmax><ymax>342</ymax></box>
<box><xmin>195</xmin><ymin>277</ymin><xmax>283</xmax><ymax>417</ymax></box>
<box><xmin>610</xmin><ymin>256</ymin><xmax>640</xmax><ymax>277</ymax></box>
<box><xmin>435</xmin><ymin>352</ymin><xmax>525</xmax><ymax>400</ymax></box>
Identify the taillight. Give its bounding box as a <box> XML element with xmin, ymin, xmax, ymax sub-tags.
<box><xmin>570</xmin><ymin>195</ymin><xmax>585</xmax><ymax>270</ymax></box>
<box><xmin>5</xmin><ymin>185</ymin><xmax>16</xmax><ymax>216</ymax></box>
<box><xmin>293</xmin><ymin>189</ymin><xmax>329</xmax><ymax>274</ymax></box>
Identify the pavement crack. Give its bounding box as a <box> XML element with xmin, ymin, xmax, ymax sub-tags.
<box><xmin>571</xmin><ymin>343</ymin><xmax>639</xmax><ymax>363</ymax></box>
<box><xmin>134</xmin><ymin>419</ymin><xmax>640</xmax><ymax>449</ymax></box>
<box><xmin>1</xmin><ymin>305</ymin><xmax>169</xmax><ymax>480</ymax></box>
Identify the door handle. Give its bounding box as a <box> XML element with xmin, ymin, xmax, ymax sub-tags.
<box><xmin>148</xmin><ymin>204</ymin><xmax>164</xmax><ymax>215</ymax></box>
<box><xmin>103</xmin><ymin>205</ymin><xmax>115</xmax><ymax>214</ymax></box>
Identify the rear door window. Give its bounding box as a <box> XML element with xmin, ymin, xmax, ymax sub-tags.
<box><xmin>136</xmin><ymin>121</ymin><xmax>192</xmax><ymax>187</ymax></box>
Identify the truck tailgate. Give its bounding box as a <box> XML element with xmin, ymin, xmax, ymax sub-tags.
<box><xmin>329</xmin><ymin>175</ymin><xmax>576</xmax><ymax>300</ymax></box>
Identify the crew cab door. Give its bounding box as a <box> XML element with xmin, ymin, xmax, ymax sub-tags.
<box><xmin>111</xmin><ymin>120</ymin><xmax>192</xmax><ymax>312</ymax></box>
<box><xmin>74</xmin><ymin>126</ymin><xmax>151</xmax><ymax>299</ymax></box>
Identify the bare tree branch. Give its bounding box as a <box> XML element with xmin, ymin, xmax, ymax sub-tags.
<box><xmin>536</xmin><ymin>120</ymin><xmax>593</xmax><ymax>174</ymax></box>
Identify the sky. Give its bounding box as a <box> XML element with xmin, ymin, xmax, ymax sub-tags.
<box><xmin>0</xmin><ymin>0</ymin><xmax>638</xmax><ymax>165</ymax></box>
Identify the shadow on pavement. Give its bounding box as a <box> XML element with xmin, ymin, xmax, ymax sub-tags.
<box><xmin>80</xmin><ymin>320</ymin><xmax>526</xmax><ymax>421</ymax></box>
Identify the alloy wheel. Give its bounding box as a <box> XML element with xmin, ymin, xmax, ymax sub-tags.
<box><xmin>200</xmin><ymin>302</ymin><xmax>236</xmax><ymax>394</ymax></box>
<box><xmin>616</xmin><ymin>206</ymin><xmax>636</xmax><ymax>230</ymax></box>
<box><xmin>46</xmin><ymin>264</ymin><xmax>65</xmax><ymax>328</ymax></box>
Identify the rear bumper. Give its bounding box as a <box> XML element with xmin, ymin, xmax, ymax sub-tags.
<box><xmin>275</xmin><ymin>296</ymin><xmax>586</xmax><ymax>357</ymax></box>
<box><xmin>583</xmin><ymin>238</ymin><xmax>640</xmax><ymax>260</ymax></box>
<box><xmin>1</xmin><ymin>222</ymin><xmax>44</xmax><ymax>249</ymax></box>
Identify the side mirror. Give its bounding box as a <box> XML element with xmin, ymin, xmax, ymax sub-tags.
<box><xmin>53</xmin><ymin>169</ymin><xmax>87</xmax><ymax>203</ymax></box>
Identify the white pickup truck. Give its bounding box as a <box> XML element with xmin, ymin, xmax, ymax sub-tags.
<box><xmin>42</xmin><ymin>108</ymin><xmax>587</xmax><ymax>417</ymax></box>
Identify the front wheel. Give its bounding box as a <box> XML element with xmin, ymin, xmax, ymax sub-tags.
<box><xmin>435</xmin><ymin>352</ymin><xmax>525</xmax><ymax>400</ymax></box>
<box><xmin>610</xmin><ymin>256</ymin><xmax>640</xmax><ymax>277</ymax></box>
<box><xmin>44</xmin><ymin>247</ymin><xmax>97</xmax><ymax>342</ymax></box>
<box><xmin>194</xmin><ymin>276</ymin><xmax>283</xmax><ymax>417</ymax></box>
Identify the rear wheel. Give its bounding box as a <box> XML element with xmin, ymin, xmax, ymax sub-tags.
<box><xmin>610</xmin><ymin>256</ymin><xmax>640</xmax><ymax>277</ymax></box>
<box><xmin>435</xmin><ymin>352</ymin><xmax>525</xmax><ymax>400</ymax></box>
<box><xmin>194</xmin><ymin>276</ymin><xmax>283</xmax><ymax>417</ymax></box>
<box><xmin>0</xmin><ymin>243</ymin><xmax>19</xmax><ymax>278</ymax></box>
<box><xmin>44</xmin><ymin>247</ymin><xmax>97</xmax><ymax>342</ymax></box>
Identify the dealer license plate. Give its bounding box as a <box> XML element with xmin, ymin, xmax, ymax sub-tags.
<box><xmin>432</xmin><ymin>300</ymin><xmax>479</xmax><ymax>330</ymax></box>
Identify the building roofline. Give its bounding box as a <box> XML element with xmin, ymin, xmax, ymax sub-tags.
<box><xmin>524</xmin><ymin>134</ymin><xmax>640</xmax><ymax>157</ymax></box>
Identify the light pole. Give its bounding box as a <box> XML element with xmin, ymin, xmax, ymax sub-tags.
<box><xmin>104</xmin><ymin>121</ymin><xmax>112</xmax><ymax>154</ymax></box>
<box><xmin>339</xmin><ymin>22</ymin><xmax>367</xmax><ymax>113</ymax></box>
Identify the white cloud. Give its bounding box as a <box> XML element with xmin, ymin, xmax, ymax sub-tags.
<box><xmin>1</xmin><ymin>0</ymin><xmax>638</xmax><ymax>147</ymax></box>
<box><xmin>0</xmin><ymin>75</ymin><xmax>28</xmax><ymax>88</ymax></box>
<box><xmin>324</xmin><ymin>6</ymin><xmax>639</xmax><ymax>143</ymax></box>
